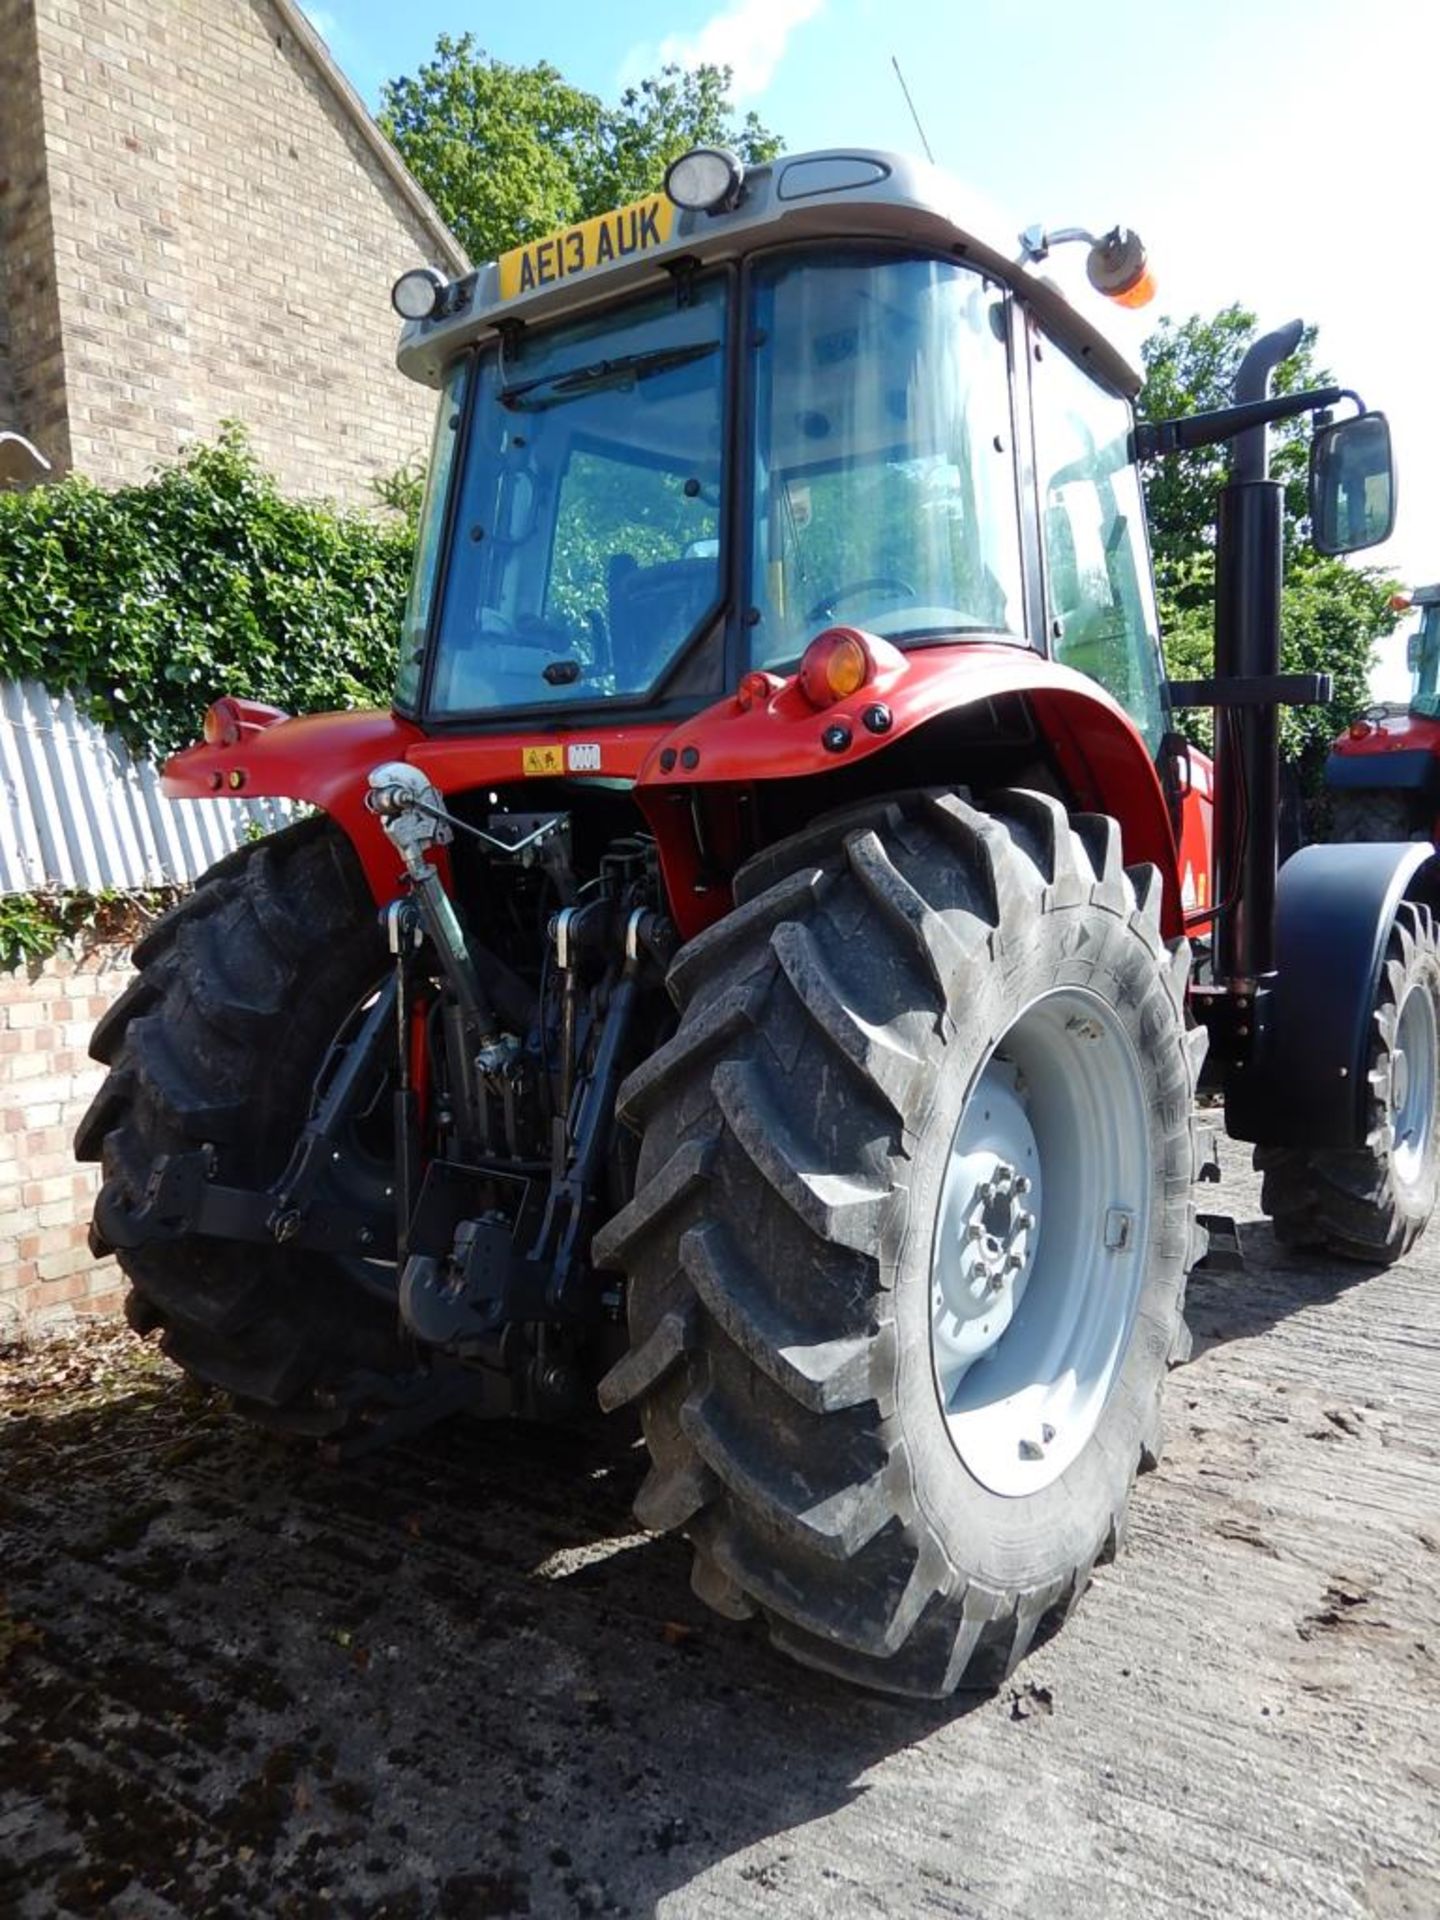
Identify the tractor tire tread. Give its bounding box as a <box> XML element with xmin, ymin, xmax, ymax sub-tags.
<box><xmin>608</xmin><ymin>787</ymin><xmax>1201</xmax><ymax>1696</ymax></box>
<box><xmin>1256</xmin><ymin>901</ymin><xmax>1440</xmax><ymax>1262</ymax></box>
<box><xmin>75</xmin><ymin>817</ymin><xmax>434</xmax><ymax>1440</ymax></box>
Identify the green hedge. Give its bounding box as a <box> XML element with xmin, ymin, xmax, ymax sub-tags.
<box><xmin>0</xmin><ymin>426</ymin><xmax>414</xmax><ymax>761</ymax></box>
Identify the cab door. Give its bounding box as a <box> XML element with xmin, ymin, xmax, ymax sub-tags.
<box><xmin>1027</xmin><ymin>323</ymin><xmax>1170</xmax><ymax>760</ymax></box>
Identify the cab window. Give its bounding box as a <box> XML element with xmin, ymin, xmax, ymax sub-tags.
<box><xmin>395</xmin><ymin>355</ymin><xmax>469</xmax><ymax>710</ymax></box>
<box><xmin>1031</xmin><ymin>330</ymin><xmax>1166</xmax><ymax>754</ymax></box>
<box><xmin>426</xmin><ymin>276</ymin><xmax>727</xmax><ymax>715</ymax></box>
<box><xmin>747</xmin><ymin>249</ymin><xmax>1025</xmax><ymax>668</ymax></box>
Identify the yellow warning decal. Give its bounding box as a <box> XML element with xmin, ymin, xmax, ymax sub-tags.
<box><xmin>522</xmin><ymin>745</ymin><xmax>564</xmax><ymax>776</ymax></box>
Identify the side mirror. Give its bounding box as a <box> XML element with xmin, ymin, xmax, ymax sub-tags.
<box><xmin>1309</xmin><ymin>411</ymin><xmax>1396</xmax><ymax>555</ymax></box>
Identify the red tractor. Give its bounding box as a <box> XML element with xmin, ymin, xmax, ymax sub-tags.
<box><xmin>77</xmin><ymin>147</ymin><xmax>1438</xmax><ymax>1697</ymax></box>
<box><xmin>1326</xmin><ymin>584</ymin><xmax>1440</xmax><ymax>841</ymax></box>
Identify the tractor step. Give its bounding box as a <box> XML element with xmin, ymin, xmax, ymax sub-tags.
<box><xmin>1195</xmin><ymin>1212</ymin><xmax>1245</xmax><ymax>1272</ymax></box>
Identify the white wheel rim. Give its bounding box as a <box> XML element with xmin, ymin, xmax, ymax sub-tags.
<box><xmin>1391</xmin><ymin>981</ymin><xmax>1436</xmax><ymax>1189</ymax></box>
<box><xmin>929</xmin><ymin>987</ymin><xmax>1152</xmax><ymax>1498</ymax></box>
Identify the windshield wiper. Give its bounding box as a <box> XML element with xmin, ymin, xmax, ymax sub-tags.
<box><xmin>500</xmin><ymin>341</ymin><xmax>719</xmax><ymax>412</ymax></box>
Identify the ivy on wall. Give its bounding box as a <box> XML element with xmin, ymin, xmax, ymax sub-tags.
<box><xmin>0</xmin><ymin>425</ymin><xmax>415</xmax><ymax>762</ymax></box>
<box><xmin>0</xmin><ymin>890</ymin><xmax>182</xmax><ymax>972</ymax></box>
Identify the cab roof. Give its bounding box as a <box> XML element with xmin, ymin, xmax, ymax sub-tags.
<box><xmin>395</xmin><ymin>147</ymin><xmax>1143</xmax><ymax>400</ymax></box>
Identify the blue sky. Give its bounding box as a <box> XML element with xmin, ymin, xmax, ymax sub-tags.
<box><xmin>307</xmin><ymin>0</ymin><xmax>1438</xmax><ymax>693</ymax></box>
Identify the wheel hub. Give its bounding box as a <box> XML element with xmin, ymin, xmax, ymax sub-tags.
<box><xmin>932</xmin><ymin>1070</ymin><xmax>1041</xmax><ymax>1371</ymax></box>
<box><xmin>961</xmin><ymin>1162</ymin><xmax>1035</xmax><ymax>1296</ymax></box>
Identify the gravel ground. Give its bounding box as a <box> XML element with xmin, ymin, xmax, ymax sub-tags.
<box><xmin>1</xmin><ymin>1133</ymin><xmax>1437</xmax><ymax>1919</ymax></box>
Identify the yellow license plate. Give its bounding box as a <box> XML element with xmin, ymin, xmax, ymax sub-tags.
<box><xmin>498</xmin><ymin>195</ymin><xmax>675</xmax><ymax>302</ymax></box>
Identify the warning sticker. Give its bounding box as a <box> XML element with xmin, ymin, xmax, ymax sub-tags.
<box><xmin>522</xmin><ymin>745</ymin><xmax>564</xmax><ymax>776</ymax></box>
<box><xmin>567</xmin><ymin>743</ymin><xmax>602</xmax><ymax>772</ymax></box>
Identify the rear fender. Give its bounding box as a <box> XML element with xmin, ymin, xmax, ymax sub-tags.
<box><xmin>1225</xmin><ymin>840</ymin><xmax>1440</xmax><ymax>1148</ymax></box>
<box><xmin>162</xmin><ymin>708</ymin><xmax>426</xmax><ymax>900</ymax></box>
<box><xmin>1325</xmin><ymin>709</ymin><xmax>1440</xmax><ymax>794</ymax></box>
<box><xmin>636</xmin><ymin>643</ymin><xmax>1183</xmax><ymax>941</ymax></box>
<box><xmin>1325</xmin><ymin>747</ymin><xmax>1440</xmax><ymax>795</ymax></box>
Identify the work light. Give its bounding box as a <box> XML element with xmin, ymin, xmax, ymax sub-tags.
<box><xmin>391</xmin><ymin>267</ymin><xmax>447</xmax><ymax>322</ymax></box>
<box><xmin>664</xmin><ymin>147</ymin><xmax>745</xmax><ymax>214</ymax></box>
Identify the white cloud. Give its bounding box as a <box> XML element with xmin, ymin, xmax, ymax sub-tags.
<box><xmin>626</xmin><ymin>0</ymin><xmax>826</xmax><ymax>101</ymax></box>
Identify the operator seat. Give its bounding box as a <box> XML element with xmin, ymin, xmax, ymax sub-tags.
<box><xmin>607</xmin><ymin>553</ymin><xmax>715</xmax><ymax>687</ymax></box>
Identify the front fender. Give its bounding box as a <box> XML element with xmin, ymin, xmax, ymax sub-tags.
<box><xmin>162</xmin><ymin>707</ymin><xmax>425</xmax><ymax>900</ymax></box>
<box><xmin>1225</xmin><ymin>840</ymin><xmax>1440</xmax><ymax>1148</ymax></box>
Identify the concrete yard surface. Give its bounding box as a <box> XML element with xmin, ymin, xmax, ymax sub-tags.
<box><xmin>1</xmin><ymin>1135</ymin><xmax>1437</xmax><ymax>1918</ymax></box>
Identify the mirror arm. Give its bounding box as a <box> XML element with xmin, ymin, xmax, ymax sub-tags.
<box><xmin>1133</xmin><ymin>386</ymin><xmax>1351</xmax><ymax>461</ymax></box>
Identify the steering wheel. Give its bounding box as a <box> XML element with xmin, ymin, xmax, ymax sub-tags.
<box><xmin>479</xmin><ymin>610</ymin><xmax>573</xmax><ymax>651</ymax></box>
<box><xmin>806</xmin><ymin>576</ymin><xmax>917</xmax><ymax>624</ymax></box>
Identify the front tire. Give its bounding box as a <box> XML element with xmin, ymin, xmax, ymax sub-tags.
<box><xmin>1257</xmin><ymin>901</ymin><xmax>1440</xmax><ymax>1263</ymax></box>
<box><xmin>597</xmin><ymin>790</ymin><xmax>1203</xmax><ymax>1696</ymax></box>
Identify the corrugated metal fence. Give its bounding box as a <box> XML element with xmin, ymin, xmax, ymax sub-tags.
<box><xmin>0</xmin><ymin>679</ymin><xmax>292</xmax><ymax>895</ymax></box>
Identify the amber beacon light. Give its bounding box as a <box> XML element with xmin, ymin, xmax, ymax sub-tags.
<box><xmin>1018</xmin><ymin>221</ymin><xmax>1156</xmax><ymax>309</ymax></box>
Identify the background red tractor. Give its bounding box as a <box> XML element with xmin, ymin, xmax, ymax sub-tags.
<box><xmin>1326</xmin><ymin>584</ymin><xmax>1440</xmax><ymax>841</ymax></box>
<box><xmin>77</xmin><ymin>146</ymin><xmax>1438</xmax><ymax>1698</ymax></box>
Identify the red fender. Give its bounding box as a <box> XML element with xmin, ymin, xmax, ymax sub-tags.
<box><xmin>162</xmin><ymin>706</ymin><xmax>675</xmax><ymax>901</ymax></box>
<box><xmin>635</xmin><ymin>642</ymin><xmax>1185</xmax><ymax>941</ymax></box>
<box><xmin>163</xmin><ymin>708</ymin><xmax>428</xmax><ymax>899</ymax></box>
<box><xmin>1327</xmin><ymin>707</ymin><xmax>1440</xmax><ymax>768</ymax></box>
<box><xmin>164</xmin><ymin>646</ymin><xmax>1182</xmax><ymax>943</ymax></box>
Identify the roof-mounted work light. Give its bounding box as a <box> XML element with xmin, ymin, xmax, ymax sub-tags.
<box><xmin>1018</xmin><ymin>223</ymin><xmax>1156</xmax><ymax>309</ymax></box>
<box><xmin>391</xmin><ymin>266</ymin><xmax>447</xmax><ymax>322</ymax></box>
<box><xmin>664</xmin><ymin>146</ymin><xmax>745</xmax><ymax>214</ymax></box>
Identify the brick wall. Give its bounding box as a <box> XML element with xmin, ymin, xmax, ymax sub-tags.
<box><xmin>0</xmin><ymin>0</ymin><xmax>71</xmax><ymax>465</ymax></box>
<box><xmin>1</xmin><ymin>0</ymin><xmax>462</xmax><ymax>506</ymax></box>
<box><xmin>1</xmin><ymin>937</ymin><xmax>131</xmax><ymax>1335</ymax></box>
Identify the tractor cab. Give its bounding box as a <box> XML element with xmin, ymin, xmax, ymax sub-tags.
<box><xmin>1406</xmin><ymin>587</ymin><xmax>1440</xmax><ymax>717</ymax></box>
<box><xmin>1326</xmin><ymin>584</ymin><xmax>1440</xmax><ymax>840</ymax></box>
<box><xmin>391</xmin><ymin>150</ymin><xmax>1170</xmax><ymax>761</ymax></box>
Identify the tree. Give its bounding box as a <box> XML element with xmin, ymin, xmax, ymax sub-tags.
<box><xmin>379</xmin><ymin>38</ymin><xmax>601</xmax><ymax>266</ymax></box>
<box><xmin>1137</xmin><ymin>306</ymin><xmax>1401</xmax><ymax>765</ymax></box>
<box><xmin>379</xmin><ymin>36</ymin><xmax>782</xmax><ymax>268</ymax></box>
<box><xmin>580</xmin><ymin>64</ymin><xmax>782</xmax><ymax>215</ymax></box>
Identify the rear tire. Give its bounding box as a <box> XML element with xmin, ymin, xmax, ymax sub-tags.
<box><xmin>76</xmin><ymin>817</ymin><xmax>427</xmax><ymax>1440</ymax></box>
<box><xmin>1257</xmin><ymin>901</ymin><xmax>1440</xmax><ymax>1263</ymax></box>
<box><xmin>597</xmin><ymin>790</ymin><xmax>1203</xmax><ymax>1697</ymax></box>
<box><xmin>1330</xmin><ymin>791</ymin><xmax>1420</xmax><ymax>842</ymax></box>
